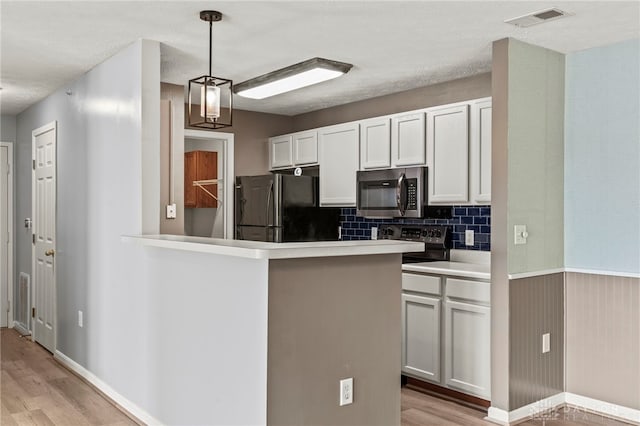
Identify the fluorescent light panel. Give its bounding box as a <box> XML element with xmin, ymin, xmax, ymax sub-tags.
<box><xmin>235</xmin><ymin>57</ymin><xmax>353</xmax><ymax>99</ymax></box>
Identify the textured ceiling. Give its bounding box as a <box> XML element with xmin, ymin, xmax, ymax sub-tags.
<box><xmin>1</xmin><ymin>1</ymin><xmax>639</xmax><ymax>116</ymax></box>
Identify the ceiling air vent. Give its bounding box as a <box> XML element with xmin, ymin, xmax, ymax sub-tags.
<box><xmin>505</xmin><ymin>8</ymin><xmax>570</xmax><ymax>28</ymax></box>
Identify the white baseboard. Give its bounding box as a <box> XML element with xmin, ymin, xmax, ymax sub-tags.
<box><xmin>565</xmin><ymin>392</ymin><xmax>640</xmax><ymax>424</ymax></box>
<box><xmin>487</xmin><ymin>392</ymin><xmax>640</xmax><ymax>425</ymax></box>
<box><xmin>54</xmin><ymin>350</ymin><xmax>163</xmax><ymax>426</ymax></box>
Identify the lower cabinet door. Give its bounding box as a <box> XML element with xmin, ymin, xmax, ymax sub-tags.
<box><xmin>401</xmin><ymin>293</ymin><xmax>441</xmax><ymax>383</ymax></box>
<box><xmin>444</xmin><ymin>300</ymin><xmax>491</xmax><ymax>399</ymax></box>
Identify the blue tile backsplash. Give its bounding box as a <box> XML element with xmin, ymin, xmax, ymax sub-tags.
<box><xmin>340</xmin><ymin>206</ymin><xmax>491</xmax><ymax>251</ymax></box>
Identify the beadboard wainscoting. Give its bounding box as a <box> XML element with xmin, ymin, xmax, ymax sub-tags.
<box><xmin>565</xmin><ymin>272</ymin><xmax>640</xmax><ymax>411</ymax></box>
<box><xmin>509</xmin><ymin>273</ymin><xmax>565</xmax><ymax>411</ymax></box>
<box><xmin>340</xmin><ymin>206</ymin><xmax>491</xmax><ymax>250</ymax></box>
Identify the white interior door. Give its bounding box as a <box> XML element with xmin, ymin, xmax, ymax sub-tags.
<box><xmin>32</xmin><ymin>122</ymin><xmax>56</xmax><ymax>352</ymax></box>
<box><xmin>0</xmin><ymin>145</ymin><xmax>9</xmax><ymax>327</ymax></box>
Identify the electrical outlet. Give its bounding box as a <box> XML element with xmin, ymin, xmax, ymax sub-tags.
<box><xmin>542</xmin><ymin>333</ymin><xmax>550</xmax><ymax>353</ymax></box>
<box><xmin>370</xmin><ymin>226</ymin><xmax>378</xmax><ymax>240</ymax></box>
<box><xmin>166</xmin><ymin>204</ymin><xmax>177</xmax><ymax>219</ymax></box>
<box><xmin>78</xmin><ymin>310</ymin><xmax>83</xmax><ymax>328</ymax></box>
<box><xmin>339</xmin><ymin>378</ymin><xmax>353</xmax><ymax>406</ymax></box>
<box><xmin>465</xmin><ymin>230</ymin><xmax>474</xmax><ymax>246</ymax></box>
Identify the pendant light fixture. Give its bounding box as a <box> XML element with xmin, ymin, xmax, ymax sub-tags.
<box><xmin>188</xmin><ymin>10</ymin><xmax>233</xmax><ymax>129</ymax></box>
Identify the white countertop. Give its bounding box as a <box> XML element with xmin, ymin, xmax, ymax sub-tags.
<box><xmin>123</xmin><ymin>235</ymin><xmax>424</xmax><ymax>260</ymax></box>
<box><xmin>402</xmin><ymin>261</ymin><xmax>491</xmax><ymax>280</ymax></box>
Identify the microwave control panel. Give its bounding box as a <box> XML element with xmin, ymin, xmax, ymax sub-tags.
<box><xmin>406</xmin><ymin>179</ymin><xmax>417</xmax><ymax>210</ymax></box>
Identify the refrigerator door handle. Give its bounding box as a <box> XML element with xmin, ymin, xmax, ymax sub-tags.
<box><xmin>265</xmin><ymin>181</ymin><xmax>274</xmax><ymax>226</ymax></box>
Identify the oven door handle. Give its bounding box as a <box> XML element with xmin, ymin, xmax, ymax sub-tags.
<box><xmin>396</xmin><ymin>173</ymin><xmax>406</xmax><ymax>216</ymax></box>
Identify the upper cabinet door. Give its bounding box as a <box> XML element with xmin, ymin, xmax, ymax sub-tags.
<box><xmin>293</xmin><ymin>130</ymin><xmax>318</xmax><ymax>166</ymax></box>
<box><xmin>427</xmin><ymin>105</ymin><xmax>470</xmax><ymax>204</ymax></box>
<box><xmin>269</xmin><ymin>135</ymin><xmax>293</xmax><ymax>169</ymax></box>
<box><xmin>319</xmin><ymin>122</ymin><xmax>360</xmax><ymax>206</ymax></box>
<box><xmin>360</xmin><ymin>117</ymin><xmax>391</xmax><ymax>170</ymax></box>
<box><xmin>392</xmin><ymin>112</ymin><xmax>426</xmax><ymax>167</ymax></box>
<box><xmin>470</xmin><ymin>99</ymin><xmax>492</xmax><ymax>204</ymax></box>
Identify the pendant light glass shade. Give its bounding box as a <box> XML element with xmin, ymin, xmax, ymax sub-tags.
<box><xmin>188</xmin><ymin>11</ymin><xmax>233</xmax><ymax>129</ymax></box>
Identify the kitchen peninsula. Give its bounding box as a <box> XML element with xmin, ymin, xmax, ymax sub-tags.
<box><xmin>124</xmin><ymin>235</ymin><xmax>422</xmax><ymax>425</ymax></box>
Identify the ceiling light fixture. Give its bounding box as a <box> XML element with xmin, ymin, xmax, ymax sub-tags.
<box><xmin>188</xmin><ymin>10</ymin><xmax>233</xmax><ymax>129</ymax></box>
<box><xmin>234</xmin><ymin>57</ymin><xmax>353</xmax><ymax>100</ymax></box>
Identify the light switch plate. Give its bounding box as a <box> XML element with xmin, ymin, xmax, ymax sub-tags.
<box><xmin>514</xmin><ymin>225</ymin><xmax>528</xmax><ymax>245</ymax></box>
<box><xmin>166</xmin><ymin>204</ymin><xmax>177</xmax><ymax>219</ymax></box>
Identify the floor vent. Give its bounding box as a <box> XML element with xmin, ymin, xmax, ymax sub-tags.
<box><xmin>15</xmin><ymin>272</ymin><xmax>31</xmax><ymax>333</ymax></box>
<box><xmin>505</xmin><ymin>8</ymin><xmax>571</xmax><ymax>28</ymax></box>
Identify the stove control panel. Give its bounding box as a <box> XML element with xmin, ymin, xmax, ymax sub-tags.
<box><xmin>379</xmin><ymin>224</ymin><xmax>450</xmax><ymax>246</ymax></box>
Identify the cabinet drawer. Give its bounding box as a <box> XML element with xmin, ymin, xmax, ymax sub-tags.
<box><xmin>402</xmin><ymin>273</ymin><xmax>441</xmax><ymax>295</ymax></box>
<box><xmin>445</xmin><ymin>278</ymin><xmax>490</xmax><ymax>303</ymax></box>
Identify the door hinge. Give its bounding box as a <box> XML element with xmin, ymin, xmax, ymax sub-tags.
<box><xmin>32</xmin><ymin>159</ymin><xmax>35</xmax><ymax>170</ymax></box>
<box><xmin>32</xmin><ymin>307</ymin><xmax>35</xmax><ymax>318</ymax></box>
<box><xmin>32</xmin><ymin>234</ymin><xmax>36</xmax><ymax>244</ymax></box>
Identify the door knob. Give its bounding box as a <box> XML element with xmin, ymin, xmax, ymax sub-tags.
<box><xmin>44</xmin><ymin>249</ymin><xmax>55</xmax><ymax>257</ymax></box>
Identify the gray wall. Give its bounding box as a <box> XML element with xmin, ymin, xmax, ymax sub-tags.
<box><xmin>565</xmin><ymin>272</ymin><xmax>640</xmax><ymax>410</ymax></box>
<box><xmin>268</xmin><ymin>254</ymin><xmax>402</xmax><ymax>426</ymax></box>
<box><xmin>291</xmin><ymin>73</ymin><xmax>491</xmax><ymax>132</ymax></box>
<box><xmin>506</xmin><ymin>39</ymin><xmax>565</xmax><ymax>274</ymax></box>
<box><xmin>1</xmin><ymin>114</ymin><xmax>17</xmax><ymax>142</ymax></box>
<box><xmin>491</xmin><ymin>38</ymin><xmax>566</xmax><ymax>412</ymax></box>
<box><xmin>187</xmin><ymin>108</ymin><xmax>293</xmax><ymax>177</ymax></box>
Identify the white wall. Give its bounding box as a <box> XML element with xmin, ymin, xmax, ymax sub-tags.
<box><xmin>564</xmin><ymin>38</ymin><xmax>640</xmax><ymax>275</ymax></box>
<box><xmin>15</xmin><ymin>38</ymin><xmax>269</xmax><ymax>425</ymax></box>
<box><xmin>16</xmin><ymin>37</ymin><xmax>159</xmax><ymax>412</ymax></box>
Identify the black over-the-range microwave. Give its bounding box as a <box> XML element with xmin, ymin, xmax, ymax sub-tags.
<box><xmin>356</xmin><ymin>167</ymin><xmax>427</xmax><ymax>219</ymax></box>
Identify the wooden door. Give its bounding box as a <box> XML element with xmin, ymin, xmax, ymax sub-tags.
<box><xmin>32</xmin><ymin>122</ymin><xmax>57</xmax><ymax>353</ymax></box>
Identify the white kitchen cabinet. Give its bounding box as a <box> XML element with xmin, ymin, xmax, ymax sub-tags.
<box><xmin>470</xmin><ymin>98</ymin><xmax>492</xmax><ymax>204</ymax></box>
<box><xmin>444</xmin><ymin>278</ymin><xmax>491</xmax><ymax>399</ymax></box>
<box><xmin>360</xmin><ymin>117</ymin><xmax>391</xmax><ymax>169</ymax></box>
<box><xmin>292</xmin><ymin>130</ymin><xmax>318</xmax><ymax>166</ymax></box>
<box><xmin>319</xmin><ymin>122</ymin><xmax>359</xmax><ymax>206</ymax></box>
<box><xmin>392</xmin><ymin>112</ymin><xmax>426</xmax><ymax>167</ymax></box>
<box><xmin>269</xmin><ymin>135</ymin><xmax>293</xmax><ymax>169</ymax></box>
<box><xmin>426</xmin><ymin>105</ymin><xmax>470</xmax><ymax>204</ymax></box>
<box><xmin>402</xmin><ymin>292</ymin><xmax>441</xmax><ymax>383</ymax></box>
<box><xmin>269</xmin><ymin>131</ymin><xmax>318</xmax><ymax>170</ymax></box>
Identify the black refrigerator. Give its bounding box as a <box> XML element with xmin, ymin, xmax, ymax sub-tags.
<box><xmin>235</xmin><ymin>174</ymin><xmax>341</xmax><ymax>242</ymax></box>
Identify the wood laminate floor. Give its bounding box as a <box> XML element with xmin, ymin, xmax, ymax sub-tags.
<box><xmin>1</xmin><ymin>328</ymin><xmax>633</xmax><ymax>425</ymax></box>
